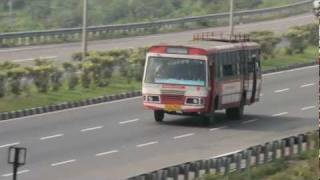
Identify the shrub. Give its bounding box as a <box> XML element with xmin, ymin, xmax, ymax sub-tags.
<box><xmin>0</xmin><ymin>72</ymin><xmax>7</xmax><ymax>97</ymax></box>
<box><xmin>7</xmin><ymin>67</ymin><xmax>28</xmax><ymax>95</ymax></box>
<box><xmin>249</xmin><ymin>31</ymin><xmax>281</xmax><ymax>59</ymax></box>
<box><xmin>29</xmin><ymin>65</ymin><xmax>53</xmax><ymax>93</ymax></box>
<box><xmin>62</xmin><ymin>62</ymin><xmax>79</xmax><ymax>90</ymax></box>
<box><xmin>284</xmin><ymin>26</ymin><xmax>309</xmax><ymax>54</ymax></box>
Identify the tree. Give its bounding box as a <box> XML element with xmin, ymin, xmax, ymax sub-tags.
<box><xmin>249</xmin><ymin>31</ymin><xmax>281</xmax><ymax>59</ymax></box>
<box><xmin>284</xmin><ymin>27</ymin><xmax>309</xmax><ymax>54</ymax></box>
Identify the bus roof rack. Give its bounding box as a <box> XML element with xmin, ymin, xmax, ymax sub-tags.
<box><xmin>193</xmin><ymin>32</ymin><xmax>250</xmax><ymax>43</ymax></box>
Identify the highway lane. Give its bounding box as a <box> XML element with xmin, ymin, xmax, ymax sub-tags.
<box><xmin>0</xmin><ymin>65</ymin><xmax>317</xmax><ymax>180</ymax></box>
<box><xmin>0</xmin><ymin>13</ymin><xmax>316</xmax><ymax>64</ymax></box>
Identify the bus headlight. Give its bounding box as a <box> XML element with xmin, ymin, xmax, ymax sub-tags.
<box><xmin>186</xmin><ymin>97</ymin><xmax>204</xmax><ymax>105</ymax></box>
<box><xmin>145</xmin><ymin>95</ymin><xmax>160</xmax><ymax>103</ymax></box>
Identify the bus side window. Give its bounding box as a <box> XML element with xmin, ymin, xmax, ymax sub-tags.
<box><xmin>223</xmin><ymin>64</ymin><xmax>233</xmax><ymax>77</ymax></box>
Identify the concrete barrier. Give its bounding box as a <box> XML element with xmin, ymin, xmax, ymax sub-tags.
<box><xmin>128</xmin><ymin>131</ymin><xmax>318</xmax><ymax>180</ymax></box>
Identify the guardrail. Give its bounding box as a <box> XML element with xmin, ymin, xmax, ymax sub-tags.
<box><xmin>0</xmin><ymin>0</ymin><xmax>312</xmax><ymax>47</ymax></box>
<box><xmin>128</xmin><ymin>130</ymin><xmax>318</xmax><ymax>180</ymax></box>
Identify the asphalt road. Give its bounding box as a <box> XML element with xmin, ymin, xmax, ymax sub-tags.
<box><xmin>0</xmin><ymin>65</ymin><xmax>317</xmax><ymax>180</ymax></box>
<box><xmin>0</xmin><ymin>13</ymin><xmax>316</xmax><ymax>64</ymax></box>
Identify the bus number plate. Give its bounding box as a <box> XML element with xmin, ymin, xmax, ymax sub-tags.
<box><xmin>164</xmin><ymin>104</ymin><xmax>181</xmax><ymax>112</ymax></box>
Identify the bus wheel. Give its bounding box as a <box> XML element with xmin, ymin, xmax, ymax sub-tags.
<box><xmin>226</xmin><ymin>105</ymin><xmax>244</xmax><ymax>120</ymax></box>
<box><xmin>204</xmin><ymin>114</ymin><xmax>215</xmax><ymax>126</ymax></box>
<box><xmin>154</xmin><ymin>110</ymin><xmax>165</xmax><ymax>122</ymax></box>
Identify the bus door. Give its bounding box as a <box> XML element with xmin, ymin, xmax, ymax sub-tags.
<box><xmin>250</xmin><ymin>52</ymin><xmax>260</xmax><ymax>103</ymax></box>
<box><xmin>208</xmin><ymin>59</ymin><xmax>216</xmax><ymax>112</ymax></box>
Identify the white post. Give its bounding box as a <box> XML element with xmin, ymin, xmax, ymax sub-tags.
<box><xmin>229</xmin><ymin>0</ymin><xmax>234</xmax><ymax>39</ymax></box>
<box><xmin>82</xmin><ymin>0</ymin><xmax>88</xmax><ymax>60</ymax></box>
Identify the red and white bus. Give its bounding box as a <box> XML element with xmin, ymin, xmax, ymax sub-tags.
<box><xmin>142</xmin><ymin>33</ymin><xmax>262</xmax><ymax>124</ymax></box>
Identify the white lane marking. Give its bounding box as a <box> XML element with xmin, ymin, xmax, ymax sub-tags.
<box><xmin>40</xmin><ymin>134</ymin><xmax>64</xmax><ymax>140</ymax></box>
<box><xmin>274</xmin><ymin>88</ymin><xmax>290</xmax><ymax>93</ymax></box>
<box><xmin>272</xmin><ymin>112</ymin><xmax>288</xmax><ymax>117</ymax></box>
<box><xmin>2</xmin><ymin>169</ymin><xmax>30</xmax><ymax>177</ymax></box>
<box><xmin>12</xmin><ymin>56</ymin><xmax>57</xmax><ymax>63</ymax></box>
<box><xmin>262</xmin><ymin>65</ymin><xmax>317</xmax><ymax>77</ymax></box>
<box><xmin>260</xmin><ymin>93</ymin><xmax>264</xmax><ymax>97</ymax></box>
<box><xmin>96</xmin><ymin>150</ymin><xmax>119</xmax><ymax>157</ymax></box>
<box><xmin>301</xmin><ymin>106</ymin><xmax>316</xmax><ymax>111</ymax></box>
<box><xmin>210</xmin><ymin>149</ymin><xmax>242</xmax><ymax>159</ymax></box>
<box><xmin>0</xmin><ymin>142</ymin><xmax>20</xmax><ymax>149</ymax></box>
<box><xmin>242</xmin><ymin>119</ymin><xmax>258</xmax><ymax>124</ymax></box>
<box><xmin>210</xmin><ymin>126</ymin><xmax>227</xmax><ymax>131</ymax></box>
<box><xmin>119</xmin><ymin>118</ymin><xmax>140</xmax><ymax>125</ymax></box>
<box><xmin>136</xmin><ymin>141</ymin><xmax>158</xmax><ymax>148</ymax></box>
<box><xmin>0</xmin><ymin>96</ymin><xmax>141</xmax><ymax>125</ymax></box>
<box><xmin>51</xmin><ymin>159</ymin><xmax>76</xmax><ymax>167</ymax></box>
<box><xmin>81</xmin><ymin>126</ymin><xmax>103</xmax><ymax>132</ymax></box>
<box><xmin>173</xmin><ymin>133</ymin><xmax>195</xmax><ymax>140</ymax></box>
<box><xmin>300</xmin><ymin>83</ymin><xmax>315</xmax><ymax>88</ymax></box>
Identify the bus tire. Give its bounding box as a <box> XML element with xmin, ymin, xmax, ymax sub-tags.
<box><xmin>154</xmin><ymin>110</ymin><xmax>164</xmax><ymax>122</ymax></box>
<box><xmin>204</xmin><ymin>114</ymin><xmax>215</xmax><ymax>126</ymax></box>
<box><xmin>226</xmin><ymin>104</ymin><xmax>244</xmax><ymax>120</ymax></box>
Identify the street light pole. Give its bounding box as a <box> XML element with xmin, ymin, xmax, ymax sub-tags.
<box><xmin>82</xmin><ymin>0</ymin><xmax>88</xmax><ymax>60</ymax></box>
<box><xmin>229</xmin><ymin>0</ymin><xmax>234</xmax><ymax>39</ymax></box>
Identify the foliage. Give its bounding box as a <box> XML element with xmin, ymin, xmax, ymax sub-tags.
<box><xmin>0</xmin><ymin>0</ymin><xmax>300</xmax><ymax>33</ymax></box>
<box><xmin>284</xmin><ymin>26</ymin><xmax>309</xmax><ymax>54</ymax></box>
<box><xmin>249</xmin><ymin>31</ymin><xmax>281</xmax><ymax>59</ymax></box>
<box><xmin>7</xmin><ymin>67</ymin><xmax>27</xmax><ymax>95</ymax></box>
<box><xmin>62</xmin><ymin>62</ymin><xmax>79</xmax><ymax>90</ymax></box>
<box><xmin>0</xmin><ymin>72</ymin><xmax>7</xmax><ymax>97</ymax></box>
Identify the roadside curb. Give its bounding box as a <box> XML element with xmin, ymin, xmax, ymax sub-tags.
<box><xmin>0</xmin><ymin>62</ymin><xmax>316</xmax><ymax>121</ymax></box>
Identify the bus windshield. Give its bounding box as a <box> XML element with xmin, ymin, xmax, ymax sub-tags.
<box><xmin>144</xmin><ymin>57</ymin><xmax>206</xmax><ymax>86</ymax></box>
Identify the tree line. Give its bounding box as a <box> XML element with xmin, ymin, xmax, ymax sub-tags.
<box><xmin>0</xmin><ymin>0</ymin><xmax>298</xmax><ymax>33</ymax></box>
<box><xmin>0</xmin><ymin>23</ymin><xmax>316</xmax><ymax>98</ymax></box>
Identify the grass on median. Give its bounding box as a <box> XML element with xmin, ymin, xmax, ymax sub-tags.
<box><xmin>0</xmin><ymin>76</ymin><xmax>141</xmax><ymax>112</ymax></box>
<box><xmin>202</xmin><ymin>149</ymin><xmax>319</xmax><ymax>180</ymax></box>
<box><xmin>0</xmin><ymin>46</ymin><xmax>316</xmax><ymax>113</ymax></box>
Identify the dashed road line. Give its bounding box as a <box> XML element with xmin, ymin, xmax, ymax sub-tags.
<box><xmin>272</xmin><ymin>112</ymin><xmax>288</xmax><ymax>117</ymax></box>
<box><xmin>136</xmin><ymin>141</ymin><xmax>158</xmax><ymax>148</ymax></box>
<box><xmin>301</xmin><ymin>106</ymin><xmax>316</xmax><ymax>111</ymax></box>
<box><xmin>242</xmin><ymin>119</ymin><xmax>258</xmax><ymax>124</ymax></box>
<box><xmin>119</xmin><ymin>119</ymin><xmax>140</xmax><ymax>125</ymax></box>
<box><xmin>274</xmin><ymin>88</ymin><xmax>290</xmax><ymax>93</ymax></box>
<box><xmin>0</xmin><ymin>142</ymin><xmax>20</xmax><ymax>149</ymax></box>
<box><xmin>173</xmin><ymin>133</ymin><xmax>195</xmax><ymax>140</ymax></box>
<box><xmin>96</xmin><ymin>150</ymin><xmax>119</xmax><ymax>157</ymax></box>
<box><xmin>300</xmin><ymin>83</ymin><xmax>315</xmax><ymax>88</ymax></box>
<box><xmin>40</xmin><ymin>134</ymin><xmax>64</xmax><ymax>140</ymax></box>
<box><xmin>2</xmin><ymin>169</ymin><xmax>30</xmax><ymax>177</ymax></box>
<box><xmin>51</xmin><ymin>159</ymin><xmax>76</xmax><ymax>167</ymax></box>
<box><xmin>81</xmin><ymin>126</ymin><xmax>103</xmax><ymax>132</ymax></box>
<box><xmin>210</xmin><ymin>126</ymin><xmax>227</xmax><ymax>132</ymax></box>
